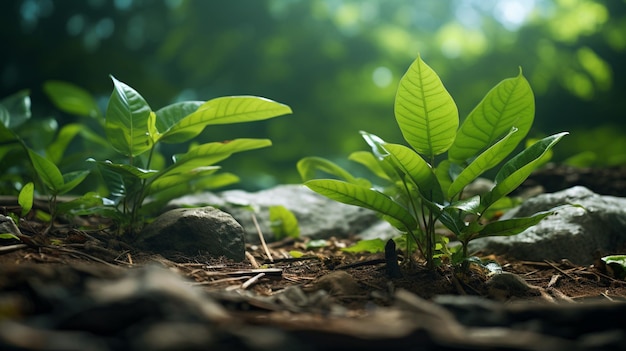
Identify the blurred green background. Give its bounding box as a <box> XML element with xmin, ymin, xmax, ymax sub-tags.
<box><xmin>1</xmin><ymin>0</ymin><xmax>625</xmax><ymax>191</ymax></box>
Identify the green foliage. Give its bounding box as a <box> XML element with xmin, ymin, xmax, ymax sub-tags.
<box><xmin>18</xmin><ymin>182</ymin><xmax>34</xmax><ymax>217</ymax></box>
<box><xmin>0</xmin><ymin>76</ymin><xmax>292</xmax><ymax>237</ymax></box>
<box><xmin>601</xmin><ymin>255</ymin><xmax>626</xmax><ymax>280</ymax></box>
<box><xmin>74</xmin><ymin>76</ymin><xmax>292</xmax><ymax>235</ymax></box>
<box><xmin>0</xmin><ymin>91</ymin><xmax>90</xmax><ymax>227</ymax></box>
<box><xmin>299</xmin><ymin>55</ymin><xmax>568</xmax><ymax>272</ymax></box>
<box><xmin>269</xmin><ymin>205</ymin><xmax>300</xmax><ymax>240</ymax></box>
<box><xmin>342</xmin><ymin>238</ymin><xmax>386</xmax><ymax>254</ymax></box>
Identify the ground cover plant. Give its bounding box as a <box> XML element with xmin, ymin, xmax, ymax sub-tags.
<box><xmin>0</xmin><ymin>76</ymin><xmax>292</xmax><ymax>236</ymax></box>
<box><xmin>299</xmin><ymin>55</ymin><xmax>568</xmax><ymax>272</ymax></box>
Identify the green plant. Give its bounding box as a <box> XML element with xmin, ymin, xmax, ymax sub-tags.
<box><xmin>74</xmin><ymin>76</ymin><xmax>293</xmax><ymax>235</ymax></box>
<box><xmin>1</xmin><ymin>77</ymin><xmax>292</xmax><ymax>237</ymax></box>
<box><xmin>0</xmin><ymin>91</ymin><xmax>91</xmax><ymax>230</ymax></box>
<box><xmin>298</xmin><ymin>55</ymin><xmax>568</xmax><ymax>272</ymax></box>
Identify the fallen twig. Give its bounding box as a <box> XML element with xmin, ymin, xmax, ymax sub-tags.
<box><xmin>0</xmin><ymin>243</ymin><xmax>28</xmax><ymax>254</ymax></box>
<box><xmin>251</xmin><ymin>213</ymin><xmax>274</xmax><ymax>262</ymax></box>
<box><xmin>241</xmin><ymin>272</ymin><xmax>265</xmax><ymax>289</ymax></box>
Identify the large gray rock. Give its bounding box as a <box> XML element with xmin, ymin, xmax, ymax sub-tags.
<box><xmin>169</xmin><ymin>184</ymin><xmax>381</xmax><ymax>243</ymax></box>
<box><xmin>469</xmin><ymin>186</ymin><xmax>626</xmax><ymax>265</ymax></box>
<box><xmin>137</xmin><ymin>206</ymin><xmax>245</xmax><ymax>261</ymax></box>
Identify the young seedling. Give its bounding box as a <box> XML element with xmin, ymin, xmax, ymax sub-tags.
<box><xmin>299</xmin><ymin>55</ymin><xmax>568</xmax><ymax>273</ymax></box>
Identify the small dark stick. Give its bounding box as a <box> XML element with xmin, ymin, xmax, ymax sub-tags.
<box><xmin>385</xmin><ymin>239</ymin><xmax>402</xmax><ymax>278</ymax></box>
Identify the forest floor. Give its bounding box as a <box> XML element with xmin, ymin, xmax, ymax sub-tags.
<box><xmin>1</xmin><ymin>164</ymin><xmax>626</xmax><ymax>350</ymax></box>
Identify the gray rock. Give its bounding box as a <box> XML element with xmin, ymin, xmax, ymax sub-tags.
<box><xmin>469</xmin><ymin>186</ymin><xmax>626</xmax><ymax>265</ymax></box>
<box><xmin>169</xmin><ymin>184</ymin><xmax>381</xmax><ymax>243</ymax></box>
<box><xmin>137</xmin><ymin>206</ymin><xmax>245</xmax><ymax>261</ymax></box>
<box><xmin>0</xmin><ymin>214</ymin><xmax>21</xmax><ymax>236</ymax></box>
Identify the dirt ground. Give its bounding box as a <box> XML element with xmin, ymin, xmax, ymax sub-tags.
<box><xmin>1</xmin><ymin>164</ymin><xmax>626</xmax><ymax>350</ymax></box>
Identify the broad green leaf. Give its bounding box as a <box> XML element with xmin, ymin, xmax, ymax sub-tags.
<box><xmin>482</xmin><ymin>132</ymin><xmax>568</xmax><ymax>208</ymax></box>
<box><xmin>471</xmin><ymin>209</ymin><xmax>555</xmax><ymax>240</ymax></box>
<box><xmin>149</xmin><ymin>166</ymin><xmax>220</xmax><ymax>194</ymax></box>
<box><xmin>383</xmin><ymin>143</ymin><xmax>444</xmax><ymax>203</ymax></box>
<box><xmin>154</xmin><ymin>101</ymin><xmax>203</xmax><ymax>135</ymax></box>
<box><xmin>269</xmin><ymin>205</ymin><xmax>300</xmax><ymax>239</ymax></box>
<box><xmin>43</xmin><ymin>80</ymin><xmax>100</xmax><ymax>118</ymax></box>
<box><xmin>360</xmin><ymin>131</ymin><xmax>405</xmax><ymax>185</ymax></box>
<box><xmin>27</xmin><ymin>149</ymin><xmax>64</xmax><ymax>192</ymax></box>
<box><xmin>105</xmin><ymin>75</ymin><xmax>153</xmax><ymax>156</ymax></box>
<box><xmin>147</xmin><ymin>111</ymin><xmax>158</xmax><ymax>144</ymax></box>
<box><xmin>447</xmin><ymin>127</ymin><xmax>518</xmax><ymax>198</ymax></box>
<box><xmin>348</xmin><ymin>151</ymin><xmax>391</xmax><ymax>182</ymax></box>
<box><xmin>18</xmin><ymin>182</ymin><xmax>34</xmax><ymax>216</ymax></box>
<box><xmin>195</xmin><ymin>172</ymin><xmax>240</xmax><ymax>190</ymax></box>
<box><xmin>142</xmin><ymin>172</ymin><xmax>240</xmax><ymax>216</ymax></box>
<box><xmin>394</xmin><ymin>55</ymin><xmax>458</xmax><ymax>157</ymax></box>
<box><xmin>58</xmin><ymin>170</ymin><xmax>90</xmax><ymax>195</ymax></box>
<box><xmin>304</xmin><ymin>179</ymin><xmax>417</xmax><ymax>231</ymax></box>
<box><xmin>163</xmin><ymin>139</ymin><xmax>271</xmax><ymax>178</ymax></box>
<box><xmin>449</xmin><ymin>69</ymin><xmax>534</xmax><ymax>163</ymax></box>
<box><xmin>160</xmin><ymin>96</ymin><xmax>292</xmax><ymax>144</ymax></box>
<box><xmin>46</xmin><ymin>123</ymin><xmax>82</xmax><ymax>164</ymax></box>
<box><xmin>92</xmin><ymin>159</ymin><xmax>157</xmax><ymax>199</ymax></box>
<box><xmin>342</xmin><ymin>238</ymin><xmax>386</xmax><ymax>253</ymax></box>
<box><xmin>96</xmin><ymin>160</ymin><xmax>158</xmax><ymax>180</ymax></box>
<box><xmin>297</xmin><ymin>156</ymin><xmax>362</xmax><ymax>184</ymax></box>
<box><xmin>446</xmin><ymin>195</ymin><xmax>482</xmax><ymax>214</ymax></box>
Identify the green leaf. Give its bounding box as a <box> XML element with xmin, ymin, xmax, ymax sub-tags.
<box><xmin>482</xmin><ymin>132</ymin><xmax>568</xmax><ymax>208</ymax></box>
<box><xmin>96</xmin><ymin>160</ymin><xmax>158</xmax><ymax>180</ymax></box>
<box><xmin>269</xmin><ymin>205</ymin><xmax>300</xmax><ymax>239</ymax></box>
<box><xmin>92</xmin><ymin>159</ymin><xmax>157</xmax><ymax>199</ymax></box>
<box><xmin>105</xmin><ymin>75</ymin><xmax>153</xmax><ymax>156</ymax></box>
<box><xmin>601</xmin><ymin>255</ymin><xmax>626</xmax><ymax>279</ymax></box>
<box><xmin>304</xmin><ymin>179</ymin><xmax>417</xmax><ymax>231</ymax></box>
<box><xmin>471</xmin><ymin>208</ymin><xmax>556</xmax><ymax>240</ymax></box>
<box><xmin>449</xmin><ymin>68</ymin><xmax>534</xmax><ymax>163</ymax></box>
<box><xmin>342</xmin><ymin>238</ymin><xmax>386</xmax><ymax>253</ymax></box>
<box><xmin>447</xmin><ymin>127</ymin><xmax>518</xmax><ymax>198</ymax></box>
<box><xmin>160</xmin><ymin>96</ymin><xmax>292</xmax><ymax>144</ymax></box>
<box><xmin>0</xmin><ymin>233</ymin><xmax>20</xmax><ymax>241</ymax></box>
<box><xmin>348</xmin><ymin>151</ymin><xmax>391</xmax><ymax>182</ymax></box>
<box><xmin>149</xmin><ymin>166</ymin><xmax>220</xmax><ymax>194</ymax></box>
<box><xmin>154</xmin><ymin>101</ymin><xmax>203</xmax><ymax>135</ymax></box>
<box><xmin>58</xmin><ymin>170</ymin><xmax>90</xmax><ymax>195</ymax></box>
<box><xmin>18</xmin><ymin>182</ymin><xmax>34</xmax><ymax>217</ymax></box>
<box><xmin>46</xmin><ymin>123</ymin><xmax>83</xmax><ymax>164</ymax></box>
<box><xmin>43</xmin><ymin>80</ymin><xmax>100</xmax><ymax>118</ymax></box>
<box><xmin>297</xmin><ymin>156</ymin><xmax>364</xmax><ymax>184</ymax></box>
<box><xmin>394</xmin><ymin>55</ymin><xmax>458</xmax><ymax>158</ymax></box>
<box><xmin>27</xmin><ymin>149</ymin><xmax>64</xmax><ymax>192</ymax></box>
<box><xmin>383</xmin><ymin>143</ymin><xmax>444</xmax><ymax>203</ymax></box>
<box><xmin>359</xmin><ymin>131</ymin><xmax>406</xmax><ymax>185</ymax></box>
<box><xmin>164</xmin><ymin>138</ymin><xmax>271</xmax><ymax>178</ymax></box>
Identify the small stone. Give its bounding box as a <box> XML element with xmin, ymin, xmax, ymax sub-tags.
<box><xmin>137</xmin><ymin>206</ymin><xmax>245</xmax><ymax>261</ymax></box>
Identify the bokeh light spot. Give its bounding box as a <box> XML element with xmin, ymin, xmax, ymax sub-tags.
<box><xmin>372</xmin><ymin>66</ymin><xmax>392</xmax><ymax>88</ymax></box>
